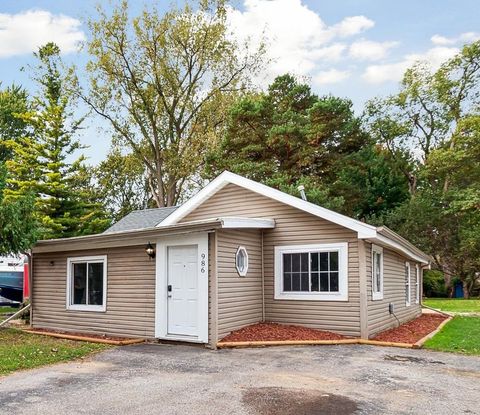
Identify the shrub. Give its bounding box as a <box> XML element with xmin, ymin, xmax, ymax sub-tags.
<box><xmin>423</xmin><ymin>270</ymin><xmax>447</xmax><ymax>298</ymax></box>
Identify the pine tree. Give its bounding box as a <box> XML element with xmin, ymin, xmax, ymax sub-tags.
<box><xmin>5</xmin><ymin>43</ymin><xmax>110</xmax><ymax>239</ymax></box>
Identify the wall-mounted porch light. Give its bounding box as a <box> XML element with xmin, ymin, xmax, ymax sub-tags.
<box><xmin>145</xmin><ymin>242</ymin><xmax>156</xmax><ymax>259</ymax></box>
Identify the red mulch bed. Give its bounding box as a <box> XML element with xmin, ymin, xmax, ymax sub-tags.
<box><xmin>373</xmin><ymin>314</ymin><xmax>448</xmax><ymax>344</ymax></box>
<box><xmin>26</xmin><ymin>328</ymin><xmax>134</xmax><ymax>342</ymax></box>
<box><xmin>220</xmin><ymin>322</ymin><xmax>347</xmax><ymax>343</ymax></box>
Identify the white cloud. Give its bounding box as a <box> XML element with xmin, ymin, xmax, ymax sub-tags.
<box><xmin>0</xmin><ymin>10</ymin><xmax>85</xmax><ymax>58</ymax></box>
<box><xmin>313</xmin><ymin>69</ymin><xmax>350</xmax><ymax>85</ymax></box>
<box><xmin>227</xmin><ymin>0</ymin><xmax>375</xmax><ymax>84</ymax></box>
<box><xmin>362</xmin><ymin>46</ymin><xmax>458</xmax><ymax>84</ymax></box>
<box><xmin>431</xmin><ymin>32</ymin><xmax>480</xmax><ymax>46</ymax></box>
<box><xmin>331</xmin><ymin>16</ymin><xmax>374</xmax><ymax>38</ymax></box>
<box><xmin>349</xmin><ymin>39</ymin><xmax>399</xmax><ymax>61</ymax></box>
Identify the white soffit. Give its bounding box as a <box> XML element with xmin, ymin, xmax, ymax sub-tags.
<box><xmin>219</xmin><ymin>217</ymin><xmax>275</xmax><ymax>229</ymax></box>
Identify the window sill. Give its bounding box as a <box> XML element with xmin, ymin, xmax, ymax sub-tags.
<box><xmin>274</xmin><ymin>292</ymin><xmax>348</xmax><ymax>301</ymax></box>
<box><xmin>372</xmin><ymin>292</ymin><xmax>384</xmax><ymax>301</ymax></box>
<box><xmin>66</xmin><ymin>305</ymin><xmax>106</xmax><ymax>312</ymax></box>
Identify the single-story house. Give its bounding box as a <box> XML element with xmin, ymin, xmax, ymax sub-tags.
<box><xmin>31</xmin><ymin>171</ymin><xmax>430</xmax><ymax>347</ymax></box>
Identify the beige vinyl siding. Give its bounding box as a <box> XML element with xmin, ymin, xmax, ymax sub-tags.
<box><xmin>183</xmin><ymin>184</ymin><xmax>361</xmax><ymax>337</ymax></box>
<box><xmin>216</xmin><ymin>229</ymin><xmax>263</xmax><ymax>340</ymax></box>
<box><xmin>32</xmin><ymin>246</ymin><xmax>156</xmax><ymax>338</ymax></box>
<box><xmin>366</xmin><ymin>243</ymin><xmax>422</xmax><ymax>337</ymax></box>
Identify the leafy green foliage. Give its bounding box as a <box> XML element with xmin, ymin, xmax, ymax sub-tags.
<box><xmin>206</xmin><ymin>74</ymin><xmax>407</xmax><ymax>219</ymax></box>
<box><xmin>4</xmin><ymin>43</ymin><xmax>110</xmax><ymax>239</ymax></box>
<box><xmin>0</xmin><ymin>84</ymin><xmax>29</xmax><ymax>163</ymax></box>
<box><xmin>95</xmin><ymin>149</ymin><xmax>149</xmax><ymax>222</ymax></box>
<box><xmin>84</xmin><ymin>0</ymin><xmax>263</xmax><ymax>207</ymax></box>
<box><xmin>367</xmin><ymin>41</ymin><xmax>480</xmax><ymax>296</ymax></box>
<box><xmin>423</xmin><ymin>270</ymin><xmax>447</xmax><ymax>298</ymax></box>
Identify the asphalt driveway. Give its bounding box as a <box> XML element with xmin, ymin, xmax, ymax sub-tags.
<box><xmin>1</xmin><ymin>343</ymin><xmax>479</xmax><ymax>415</ymax></box>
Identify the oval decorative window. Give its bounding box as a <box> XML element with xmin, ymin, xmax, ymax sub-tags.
<box><xmin>235</xmin><ymin>246</ymin><xmax>249</xmax><ymax>277</ymax></box>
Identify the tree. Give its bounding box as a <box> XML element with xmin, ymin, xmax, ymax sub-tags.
<box><xmin>365</xmin><ymin>41</ymin><xmax>480</xmax><ymax>194</ymax></box>
<box><xmin>95</xmin><ymin>149</ymin><xmax>150</xmax><ymax>222</ymax></box>
<box><xmin>368</xmin><ymin>41</ymin><xmax>480</xmax><ymax>296</ymax></box>
<box><xmin>0</xmin><ymin>164</ymin><xmax>38</xmax><ymax>255</ymax></box>
<box><xmin>5</xmin><ymin>43</ymin><xmax>110</xmax><ymax>239</ymax></box>
<box><xmin>205</xmin><ymin>74</ymin><xmax>402</xmax><ymax>218</ymax></box>
<box><xmin>83</xmin><ymin>0</ymin><xmax>263</xmax><ymax>207</ymax></box>
<box><xmin>0</xmin><ymin>84</ymin><xmax>29</xmax><ymax>163</ymax></box>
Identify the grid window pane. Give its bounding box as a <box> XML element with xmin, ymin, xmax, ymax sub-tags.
<box><xmin>311</xmin><ymin>252</ymin><xmax>319</xmax><ymax>272</ymax></box>
<box><xmin>283</xmin><ymin>254</ymin><xmax>292</xmax><ymax>273</ymax></box>
<box><xmin>311</xmin><ymin>272</ymin><xmax>319</xmax><ymax>291</ymax></box>
<box><xmin>292</xmin><ymin>254</ymin><xmax>300</xmax><ymax>272</ymax></box>
<box><xmin>319</xmin><ymin>272</ymin><xmax>329</xmax><ymax>291</ymax></box>
<box><xmin>291</xmin><ymin>272</ymin><xmax>301</xmax><ymax>291</ymax></box>
<box><xmin>283</xmin><ymin>273</ymin><xmax>292</xmax><ymax>292</ymax></box>
<box><xmin>330</xmin><ymin>252</ymin><xmax>339</xmax><ymax>271</ymax></box>
<box><xmin>330</xmin><ymin>272</ymin><xmax>339</xmax><ymax>291</ymax></box>
<box><xmin>320</xmin><ymin>252</ymin><xmax>329</xmax><ymax>271</ymax></box>
<box><xmin>300</xmin><ymin>253</ymin><xmax>308</xmax><ymax>272</ymax></box>
<box><xmin>300</xmin><ymin>272</ymin><xmax>309</xmax><ymax>291</ymax></box>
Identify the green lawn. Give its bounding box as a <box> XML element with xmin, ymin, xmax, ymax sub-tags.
<box><xmin>0</xmin><ymin>328</ymin><xmax>110</xmax><ymax>376</ymax></box>
<box><xmin>0</xmin><ymin>306</ymin><xmax>20</xmax><ymax>315</ymax></box>
<box><xmin>423</xmin><ymin>298</ymin><xmax>480</xmax><ymax>313</ymax></box>
<box><xmin>424</xmin><ymin>316</ymin><xmax>480</xmax><ymax>355</ymax></box>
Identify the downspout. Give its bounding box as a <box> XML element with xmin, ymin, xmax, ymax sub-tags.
<box><xmin>261</xmin><ymin>230</ymin><xmax>265</xmax><ymax>322</ymax></box>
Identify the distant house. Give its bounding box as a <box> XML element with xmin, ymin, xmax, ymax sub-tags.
<box><xmin>31</xmin><ymin>171</ymin><xmax>429</xmax><ymax>347</ymax></box>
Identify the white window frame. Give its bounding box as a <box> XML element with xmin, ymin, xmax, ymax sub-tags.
<box><xmin>274</xmin><ymin>243</ymin><xmax>348</xmax><ymax>301</ymax></box>
<box><xmin>235</xmin><ymin>246</ymin><xmax>249</xmax><ymax>277</ymax></box>
<box><xmin>371</xmin><ymin>244</ymin><xmax>384</xmax><ymax>301</ymax></box>
<box><xmin>405</xmin><ymin>261</ymin><xmax>411</xmax><ymax>307</ymax></box>
<box><xmin>415</xmin><ymin>264</ymin><xmax>420</xmax><ymax>304</ymax></box>
<box><xmin>66</xmin><ymin>255</ymin><xmax>107</xmax><ymax>312</ymax></box>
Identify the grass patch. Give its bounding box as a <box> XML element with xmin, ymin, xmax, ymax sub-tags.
<box><xmin>0</xmin><ymin>328</ymin><xmax>110</xmax><ymax>376</ymax></box>
<box><xmin>424</xmin><ymin>316</ymin><xmax>480</xmax><ymax>355</ymax></box>
<box><xmin>0</xmin><ymin>306</ymin><xmax>20</xmax><ymax>316</ymax></box>
<box><xmin>423</xmin><ymin>298</ymin><xmax>480</xmax><ymax>313</ymax></box>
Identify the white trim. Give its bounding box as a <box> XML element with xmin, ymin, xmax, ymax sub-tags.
<box><xmin>155</xmin><ymin>233</ymin><xmax>209</xmax><ymax>343</ymax></box>
<box><xmin>405</xmin><ymin>261</ymin><xmax>411</xmax><ymax>307</ymax></box>
<box><xmin>66</xmin><ymin>255</ymin><xmax>107</xmax><ymax>312</ymax></box>
<box><xmin>220</xmin><ymin>217</ymin><xmax>275</xmax><ymax>229</ymax></box>
<box><xmin>415</xmin><ymin>264</ymin><xmax>420</xmax><ymax>304</ymax></box>
<box><xmin>274</xmin><ymin>243</ymin><xmax>348</xmax><ymax>301</ymax></box>
<box><xmin>159</xmin><ymin>171</ymin><xmax>377</xmax><ymax>238</ymax></box>
<box><xmin>371</xmin><ymin>234</ymin><xmax>429</xmax><ymax>264</ymax></box>
<box><xmin>371</xmin><ymin>244</ymin><xmax>384</xmax><ymax>301</ymax></box>
<box><xmin>235</xmin><ymin>246</ymin><xmax>249</xmax><ymax>277</ymax></box>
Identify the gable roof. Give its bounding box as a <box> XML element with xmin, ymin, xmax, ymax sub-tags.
<box><xmin>160</xmin><ymin>171</ymin><xmax>430</xmax><ymax>264</ymax></box>
<box><xmin>160</xmin><ymin>171</ymin><xmax>378</xmax><ymax>238</ymax></box>
<box><xmin>104</xmin><ymin>206</ymin><xmax>178</xmax><ymax>233</ymax></box>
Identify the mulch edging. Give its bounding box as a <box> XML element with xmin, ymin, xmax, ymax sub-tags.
<box><xmin>22</xmin><ymin>328</ymin><xmax>145</xmax><ymax>346</ymax></box>
<box><xmin>372</xmin><ymin>314</ymin><xmax>449</xmax><ymax>345</ymax></box>
<box><xmin>217</xmin><ymin>315</ymin><xmax>450</xmax><ymax>349</ymax></box>
<box><xmin>220</xmin><ymin>322</ymin><xmax>347</xmax><ymax>343</ymax></box>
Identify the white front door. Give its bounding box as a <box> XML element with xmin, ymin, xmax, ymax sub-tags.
<box><xmin>167</xmin><ymin>245</ymin><xmax>198</xmax><ymax>336</ymax></box>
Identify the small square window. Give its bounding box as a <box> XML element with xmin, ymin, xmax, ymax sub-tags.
<box><xmin>235</xmin><ymin>246</ymin><xmax>249</xmax><ymax>277</ymax></box>
<box><xmin>67</xmin><ymin>256</ymin><xmax>107</xmax><ymax>312</ymax></box>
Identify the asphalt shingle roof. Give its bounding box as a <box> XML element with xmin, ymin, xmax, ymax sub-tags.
<box><xmin>103</xmin><ymin>206</ymin><xmax>178</xmax><ymax>233</ymax></box>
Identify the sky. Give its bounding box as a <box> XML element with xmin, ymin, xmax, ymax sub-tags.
<box><xmin>0</xmin><ymin>0</ymin><xmax>478</xmax><ymax>165</ymax></box>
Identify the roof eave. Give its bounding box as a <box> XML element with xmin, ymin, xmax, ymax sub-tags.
<box><xmin>32</xmin><ymin>219</ymin><xmax>224</xmax><ymax>253</ymax></box>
